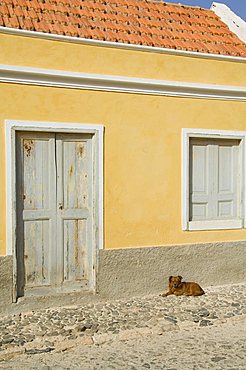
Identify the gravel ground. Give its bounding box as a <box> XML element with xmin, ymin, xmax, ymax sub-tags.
<box><xmin>0</xmin><ymin>283</ymin><xmax>245</xmax><ymax>369</ymax></box>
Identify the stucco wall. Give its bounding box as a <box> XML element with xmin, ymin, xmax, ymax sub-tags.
<box><xmin>0</xmin><ymin>33</ymin><xmax>246</xmax><ymax>255</ymax></box>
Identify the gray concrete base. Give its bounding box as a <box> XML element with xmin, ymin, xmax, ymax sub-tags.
<box><xmin>0</xmin><ymin>240</ymin><xmax>245</xmax><ymax>314</ymax></box>
<box><xmin>97</xmin><ymin>241</ymin><xmax>246</xmax><ymax>299</ymax></box>
<box><xmin>0</xmin><ymin>256</ymin><xmax>13</xmax><ymax>308</ymax></box>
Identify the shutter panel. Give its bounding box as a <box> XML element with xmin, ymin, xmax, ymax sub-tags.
<box><xmin>189</xmin><ymin>139</ymin><xmax>210</xmax><ymax>221</ymax></box>
<box><xmin>215</xmin><ymin>140</ymin><xmax>240</xmax><ymax>219</ymax></box>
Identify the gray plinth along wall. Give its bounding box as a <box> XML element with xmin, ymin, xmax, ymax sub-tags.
<box><xmin>0</xmin><ymin>241</ymin><xmax>245</xmax><ymax>311</ymax></box>
<box><xmin>97</xmin><ymin>241</ymin><xmax>246</xmax><ymax>299</ymax></box>
<box><xmin>0</xmin><ymin>256</ymin><xmax>13</xmax><ymax>308</ymax></box>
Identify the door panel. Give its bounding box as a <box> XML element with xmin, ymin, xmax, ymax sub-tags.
<box><xmin>63</xmin><ymin>219</ymin><xmax>88</xmax><ymax>283</ymax></box>
<box><xmin>24</xmin><ymin>220</ymin><xmax>51</xmax><ymax>287</ymax></box>
<box><xmin>62</xmin><ymin>139</ymin><xmax>91</xmax><ymax>209</ymax></box>
<box><xmin>23</xmin><ymin>138</ymin><xmax>51</xmax><ymax>210</ymax></box>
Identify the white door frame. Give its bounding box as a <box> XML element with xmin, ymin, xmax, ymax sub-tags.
<box><xmin>5</xmin><ymin>120</ymin><xmax>104</xmax><ymax>300</ymax></box>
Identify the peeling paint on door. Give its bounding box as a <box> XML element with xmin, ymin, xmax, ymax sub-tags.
<box><xmin>23</xmin><ymin>139</ymin><xmax>34</xmax><ymax>157</ymax></box>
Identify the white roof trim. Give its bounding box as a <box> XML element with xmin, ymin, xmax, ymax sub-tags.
<box><xmin>0</xmin><ymin>64</ymin><xmax>246</xmax><ymax>101</ymax></box>
<box><xmin>211</xmin><ymin>2</ymin><xmax>246</xmax><ymax>44</ymax></box>
<box><xmin>0</xmin><ymin>26</ymin><xmax>245</xmax><ymax>63</ymax></box>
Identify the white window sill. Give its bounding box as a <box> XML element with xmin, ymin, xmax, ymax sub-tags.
<box><xmin>188</xmin><ymin>219</ymin><xmax>243</xmax><ymax>231</ymax></box>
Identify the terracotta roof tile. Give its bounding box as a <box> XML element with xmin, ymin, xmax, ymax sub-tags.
<box><xmin>3</xmin><ymin>14</ymin><xmax>19</xmax><ymax>28</ymax></box>
<box><xmin>0</xmin><ymin>4</ymin><xmax>8</xmax><ymax>15</ymax></box>
<box><xmin>0</xmin><ymin>0</ymin><xmax>245</xmax><ymax>57</ymax></box>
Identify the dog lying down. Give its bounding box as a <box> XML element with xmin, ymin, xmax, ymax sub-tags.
<box><xmin>161</xmin><ymin>275</ymin><xmax>205</xmax><ymax>297</ymax></box>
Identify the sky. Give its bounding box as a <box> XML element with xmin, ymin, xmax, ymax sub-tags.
<box><xmin>164</xmin><ymin>0</ymin><xmax>246</xmax><ymax>21</ymax></box>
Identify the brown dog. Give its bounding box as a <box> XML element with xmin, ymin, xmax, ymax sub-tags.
<box><xmin>161</xmin><ymin>276</ymin><xmax>205</xmax><ymax>297</ymax></box>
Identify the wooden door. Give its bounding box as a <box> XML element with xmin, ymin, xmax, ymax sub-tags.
<box><xmin>16</xmin><ymin>132</ymin><xmax>94</xmax><ymax>297</ymax></box>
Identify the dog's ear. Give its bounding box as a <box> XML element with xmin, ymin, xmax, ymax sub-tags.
<box><xmin>178</xmin><ymin>275</ymin><xmax>182</xmax><ymax>281</ymax></box>
<box><xmin>169</xmin><ymin>276</ymin><xmax>173</xmax><ymax>282</ymax></box>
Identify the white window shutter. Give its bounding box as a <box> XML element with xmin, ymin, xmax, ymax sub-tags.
<box><xmin>189</xmin><ymin>138</ymin><xmax>241</xmax><ymax>223</ymax></box>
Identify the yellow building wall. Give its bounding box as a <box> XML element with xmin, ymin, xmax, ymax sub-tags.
<box><xmin>0</xmin><ymin>33</ymin><xmax>246</xmax><ymax>255</ymax></box>
<box><xmin>1</xmin><ymin>33</ymin><xmax>246</xmax><ymax>86</ymax></box>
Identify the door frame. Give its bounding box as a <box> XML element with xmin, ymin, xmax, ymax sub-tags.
<box><xmin>5</xmin><ymin>120</ymin><xmax>104</xmax><ymax>301</ymax></box>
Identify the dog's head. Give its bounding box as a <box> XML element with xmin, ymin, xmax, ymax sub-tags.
<box><xmin>169</xmin><ymin>275</ymin><xmax>183</xmax><ymax>288</ymax></box>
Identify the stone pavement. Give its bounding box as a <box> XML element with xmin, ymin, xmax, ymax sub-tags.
<box><xmin>0</xmin><ymin>283</ymin><xmax>245</xmax><ymax>369</ymax></box>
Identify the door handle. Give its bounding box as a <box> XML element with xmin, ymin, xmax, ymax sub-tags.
<box><xmin>58</xmin><ymin>203</ymin><xmax>63</xmax><ymax>210</ymax></box>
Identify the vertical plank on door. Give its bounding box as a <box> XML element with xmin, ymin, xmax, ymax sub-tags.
<box><xmin>17</xmin><ymin>133</ymin><xmax>56</xmax><ymax>294</ymax></box>
<box><xmin>56</xmin><ymin>134</ymin><xmax>93</xmax><ymax>288</ymax></box>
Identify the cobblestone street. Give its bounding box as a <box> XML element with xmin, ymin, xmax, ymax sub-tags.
<box><xmin>0</xmin><ymin>284</ymin><xmax>245</xmax><ymax>369</ymax></box>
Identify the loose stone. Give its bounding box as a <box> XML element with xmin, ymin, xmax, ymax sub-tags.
<box><xmin>25</xmin><ymin>347</ymin><xmax>54</xmax><ymax>355</ymax></box>
<box><xmin>199</xmin><ymin>320</ymin><xmax>213</xmax><ymax>327</ymax></box>
<box><xmin>211</xmin><ymin>356</ymin><xmax>226</xmax><ymax>362</ymax></box>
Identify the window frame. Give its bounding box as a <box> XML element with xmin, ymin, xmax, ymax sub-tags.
<box><xmin>182</xmin><ymin>128</ymin><xmax>246</xmax><ymax>231</ymax></box>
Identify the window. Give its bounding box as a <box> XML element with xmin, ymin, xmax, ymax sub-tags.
<box><xmin>182</xmin><ymin>129</ymin><xmax>245</xmax><ymax>231</ymax></box>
